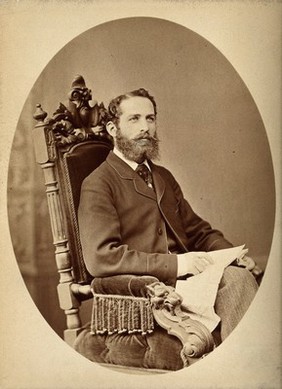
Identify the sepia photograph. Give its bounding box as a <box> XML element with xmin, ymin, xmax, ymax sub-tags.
<box><xmin>1</xmin><ymin>2</ymin><xmax>281</xmax><ymax>388</ymax></box>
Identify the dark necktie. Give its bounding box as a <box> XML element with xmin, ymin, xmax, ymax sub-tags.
<box><xmin>136</xmin><ymin>164</ymin><xmax>154</xmax><ymax>189</ymax></box>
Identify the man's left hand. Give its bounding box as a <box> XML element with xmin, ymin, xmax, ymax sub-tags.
<box><xmin>237</xmin><ymin>255</ymin><xmax>256</xmax><ymax>271</ymax></box>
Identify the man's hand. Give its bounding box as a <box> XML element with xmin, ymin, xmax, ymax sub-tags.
<box><xmin>177</xmin><ymin>252</ymin><xmax>214</xmax><ymax>277</ymax></box>
<box><xmin>236</xmin><ymin>255</ymin><xmax>264</xmax><ymax>280</ymax></box>
<box><xmin>236</xmin><ymin>255</ymin><xmax>256</xmax><ymax>271</ymax></box>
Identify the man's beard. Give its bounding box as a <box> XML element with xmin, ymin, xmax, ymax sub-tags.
<box><xmin>115</xmin><ymin>128</ymin><xmax>160</xmax><ymax>164</ymax></box>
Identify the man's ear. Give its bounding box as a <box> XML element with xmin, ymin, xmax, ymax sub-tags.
<box><xmin>106</xmin><ymin>121</ymin><xmax>117</xmax><ymax>138</ymax></box>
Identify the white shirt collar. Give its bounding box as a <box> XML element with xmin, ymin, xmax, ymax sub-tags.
<box><xmin>113</xmin><ymin>147</ymin><xmax>151</xmax><ymax>171</ymax></box>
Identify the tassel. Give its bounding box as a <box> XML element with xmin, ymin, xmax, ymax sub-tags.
<box><xmin>90</xmin><ymin>293</ymin><xmax>155</xmax><ymax>335</ymax></box>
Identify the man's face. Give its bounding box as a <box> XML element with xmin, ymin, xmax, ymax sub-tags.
<box><xmin>110</xmin><ymin>96</ymin><xmax>159</xmax><ymax>163</ymax></box>
<box><xmin>117</xmin><ymin>96</ymin><xmax>157</xmax><ymax>140</ymax></box>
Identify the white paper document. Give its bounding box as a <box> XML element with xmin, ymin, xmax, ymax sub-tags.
<box><xmin>175</xmin><ymin>245</ymin><xmax>247</xmax><ymax>332</ymax></box>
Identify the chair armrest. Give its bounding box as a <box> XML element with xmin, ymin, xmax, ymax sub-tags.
<box><xmin>89</xmin><ymin>274</ymin><xmax>159</xmax><ymax>335</ymax></box>
<box><xmin>90</xmin><ymin>275</ymin><xmax>215</xmax><ymax>365</ymax></box>
<box><xmin>91</xmin><ymin>274</ymin><xmax>159</xmax><ymax>297</ymax></box>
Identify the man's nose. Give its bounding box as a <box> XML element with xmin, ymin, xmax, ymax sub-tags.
<box><xmin>140</xmin><ymin>119</ymin><xmax>150</xmax><ymax>133</ymax></box>
<box><xmin>140</xmin><ymin>119</ymin><xmax>152</xmax><ymax>133</ymax></box>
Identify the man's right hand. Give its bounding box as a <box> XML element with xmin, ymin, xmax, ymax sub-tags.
<box><xmin>177</xmin><ymin>252</ymin><xmax>214</xmax><ymax>277</ymax></box>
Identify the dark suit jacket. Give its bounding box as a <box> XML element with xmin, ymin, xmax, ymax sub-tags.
<box><xmin>78</xmin><ymin>151</ymin><xmax>232</xmax><ymax>286</ymax></box>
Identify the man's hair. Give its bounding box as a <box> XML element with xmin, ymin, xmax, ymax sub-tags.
<box><xmin>107</xmin><ymin>88</ymin><xmax>157</xmax><ymax>124</ymax></box>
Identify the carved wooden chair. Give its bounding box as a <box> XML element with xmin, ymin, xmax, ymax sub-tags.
<box><xmin>32</xmin><ymin>75</ymin><xmax>216</xmax><ymax>372</ymax></box>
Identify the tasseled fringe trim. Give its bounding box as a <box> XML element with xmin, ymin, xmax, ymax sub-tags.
<box><xmin>90</xmin><ymin>293</ymin><xmax>155</xmax><ymax>336</ymax></box>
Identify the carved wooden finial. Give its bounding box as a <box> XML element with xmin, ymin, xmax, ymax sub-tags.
<box><xmin>33</xmin><ymin>104</ymin><xmax>48</xmax><ymax>123</ymax></box>
<box><xmin>71</xmin><ymin>74</ymin><xmax>87</xmax><ymax>89</ymax></box>
<box><xmin>33</xmin><ymin>76</ymin><xmax>111</xmax><ymax>148</ymax></box>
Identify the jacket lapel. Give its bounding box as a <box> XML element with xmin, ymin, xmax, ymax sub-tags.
<box><xmin>151</xmin><ymin>168</ymin><xmax>165</xmax><ymax>204</ymax></box>
<box><xmin>133</xmin><ymin>177</ymin><xmax>156</xmax><ymax>201</ymax></box>
<box><xmin>107</xmin><ymin>151</ymin><xmax>156</xmax><ymax>201</ymax></box>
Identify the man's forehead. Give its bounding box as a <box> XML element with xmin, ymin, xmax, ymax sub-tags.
<box><xmin>119</xmin><ymin>96</ymin><xmax>155</xmax><ymax>115</ymax></box>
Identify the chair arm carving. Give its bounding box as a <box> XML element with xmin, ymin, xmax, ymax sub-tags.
<box><xmin>146</xmin><ymin>282</ymin><xmax>215</xmax><ymax>367</ymax></box>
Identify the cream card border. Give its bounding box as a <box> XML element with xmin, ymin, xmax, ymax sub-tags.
<box><xmin>0</xmin><ymin>1</ymin><xmax>281</xmax><ymax>388</ymax></box>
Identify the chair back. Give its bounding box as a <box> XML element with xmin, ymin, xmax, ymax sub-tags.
<box><xmin>58</xmin><ymin>141</ymin><xmax>112</xmax><ymax>283</ymax></box>
<box><xmin>33</xmin><ymin>75</ymin><xmax>113</xmax><ymax>284</ymax></box>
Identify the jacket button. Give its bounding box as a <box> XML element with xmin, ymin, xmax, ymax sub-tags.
<box><xmin>158</xmin><ymin>228</ymin><xmax>163</xmax><ymax>235</ymax></box>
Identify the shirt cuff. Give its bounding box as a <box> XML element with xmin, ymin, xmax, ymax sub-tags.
<box><xmin>177</xmin><ymin>254</ymin><xmax>187</xmax><ymax>277</ymax></box>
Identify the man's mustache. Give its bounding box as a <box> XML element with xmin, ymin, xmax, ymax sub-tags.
<box><xmin>133</xmin><ymin>134</ymin><xmax>159</xmax><ymax>141</ymax></box>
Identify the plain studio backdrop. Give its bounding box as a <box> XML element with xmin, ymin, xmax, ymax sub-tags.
<box><xmin>2</xmin><ymin>7</ymin><xmax>280</xmax><ymax>389</ymax></box>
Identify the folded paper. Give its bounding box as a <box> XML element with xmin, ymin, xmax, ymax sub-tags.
<box><xmin>175</xmin><ymin>245</ymin><xmax>247</xmax><ymax>331</ymax></box>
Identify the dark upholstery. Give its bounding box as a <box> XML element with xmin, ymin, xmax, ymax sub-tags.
<box><xmin>92</xmin><ymin>275</ymin><xmax>159</xmax><ymax>297</ymax></box>
<box><xmin>58</xmin><ymin>140</ymin><xmax>113</xmax><ymax>283</ymax></box>
<box><xmin>63</xmin><ymin>141</ymin><xmax>113</xmax><ymax>215</ymax></box>
<box><xmin>74</xmin><ymin>323</ymin><xmax>185</xmax><ymax>371</ymax></box>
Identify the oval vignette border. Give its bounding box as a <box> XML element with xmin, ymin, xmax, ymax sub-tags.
<box><xmin>6</xmin><ymin>16</ymin><xmax>276</xmax><ymax>371</ymax></box>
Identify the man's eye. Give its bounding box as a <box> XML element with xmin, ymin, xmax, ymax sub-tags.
<box><xmin>129</xmin><ymin>116</ymin><xmax>138</xmax><ymax>122</ymax></box>
<box><xmin>147</xmin><ymin>116</ymin><xmax>156</xmax><ymax>123</ymax></box>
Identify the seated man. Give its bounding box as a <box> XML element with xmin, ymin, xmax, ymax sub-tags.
<box><xmin>78</xmin><ymin>88</ymin><xmax>258</xmax><ymax>342</ymax></box>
